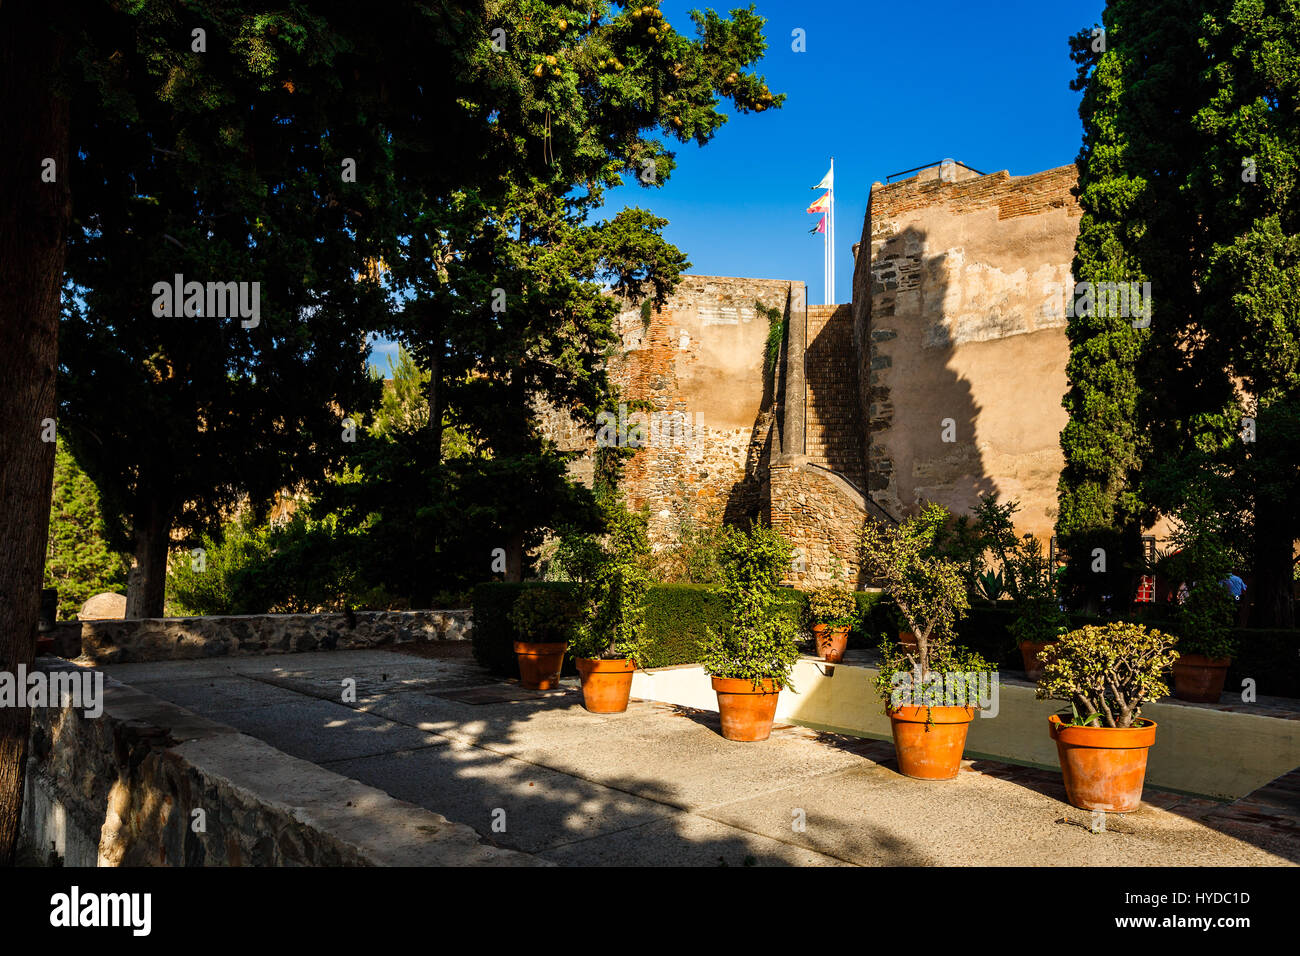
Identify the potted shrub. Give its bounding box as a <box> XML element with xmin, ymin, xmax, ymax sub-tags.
<box><xmin>1170</xmin><ymin>579</ymin><xmax>1238</xmax><ymax>702</ymax></box>
<box><xmin>508</xmin><ymin>588</ymin><xmax>580</xmax><ymax>690</ymax></box>
<box><xmin>861</xmin><ymin>504</ymin><xmax>995</xmax><ymax>780</ymax></box>
<box><xmin>1164</xmin><ymin>501</ymin><xmax>1239</xmax><ymax>702</ymax></box>
<box><xmin>700</xmin><ymin>524</ymin><xmax>800</xmax><ymax>742</ymax></box>
<box><xmin>1037</xmin><ymin>622</ymin><xmax>1179</xmax><ymax>812</ymax></box>
<box><xmin>1007</xmin><ymin>534</ymin><xmax>1069</xmax><ymax>681</ymax></box>
<box><xmin>563</xmin><ymin>500</ymin><xmax>652</xmax><ymax>714</ymax></box>
<box><xmin>807</xmin><ymin>585</ymin><xmax>858</xmax><ymax>663</ymax></box>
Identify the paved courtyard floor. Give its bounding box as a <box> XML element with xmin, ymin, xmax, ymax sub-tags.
<box><xmin>102</xmin><ymin>648</ymin><xmax>1300</xmax><ymax>866</ymax></box>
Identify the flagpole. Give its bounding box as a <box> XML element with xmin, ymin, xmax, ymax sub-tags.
<box><xmin>829</xmin><ymin>157</ymin><xmax>835</xmax><ymax>305</ymax></box>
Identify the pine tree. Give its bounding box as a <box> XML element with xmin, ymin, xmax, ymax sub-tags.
<box><xmin>43</xmin><ymin>441</ymin><xmax>130</xmax><ymax>620</ymax></box>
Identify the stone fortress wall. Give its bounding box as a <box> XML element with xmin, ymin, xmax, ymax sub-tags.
<box><xmin>542</xmin><ymin>161</ymin><xmax>1083</xmax><ymax>586</ymax></box>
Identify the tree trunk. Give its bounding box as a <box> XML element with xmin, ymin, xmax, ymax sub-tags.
<box><xmin>425</xmin><ymin>313</ymin><xmax>444</xmax><ymax>464</ymax></box>
<box><xmin>504</xmin><ymin>530</ymin><xmax>524</xmax><ymax>582</ymax></box>
<box><xmin>1250</xmin><ymin>499</ymin><xmax>1296</xmax><ymax>628</ymax></box>
<box><xmin>0</xmin><ymin>3</ymin><xmax>71</xmax><ymax>865</ymax></box>
<box><xmin>125</xmin><ymin>501</ymin><xmax>172</xmax><ymax>619</ymax></box>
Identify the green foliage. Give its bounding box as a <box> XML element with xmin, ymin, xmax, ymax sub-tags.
<box><xmin>43</xmin><ymin>440</ymin><xmax>130</xmax><ymax>619</ymax></box>
<box><xmin>1061</xmin><ymin>0</ymin><xmax>1300</xmax><ymax>625</ymax></box>
<box><xmin>860</xmin><ymin>504</ymin><xmax>971</xmax><ymax>675</ymax></box>
<box><xmin>699</xmin><ymin>524</ymin><xmax>801</xmax><ymax>689</ymax></box>
<box><xmin>471</xmin><ymin>582</ymin><xmax>580</xmax><ymax>678</ymax></box>
<box><xmin>1037</xmin><ymin>622</ymin><xmax>1179</xmax><ymax>728</ymax></box>
<box><xmin>508</xmin><ymin>587</ymin><xmax>582</xmax><ymax>644</ymax></box>
<box><xmin>1008</xmin><ymin>535</ymin><xmax>1071</xmax><ymax>647</ymax></box>
<box><xmin>872</xmin><ymin>640</ymin><xmax>995</xmax><ymax>716</ymax></box>
<box><xmin>166</xmin><ymin>510</ymin><xmax>372</xmax><ymax>616</ymax></box>
<box><xmin>806</xmin><ymin>585</ymin><xmax>858</xmax><ymax>628</ymax></box>
<box><xmin>1165</xmin><ymin>486</ymin><xmax>1240</xmax><ymax>659</ymax></box>
<box><xmin>651</xmin><ymin>510</ymin><xmax>726</xmax><ymax>585</ymax></box>
<box><xmin>758</xmin><ymin>300</ymin><xmax>786</xmax><ymax>383</ymax></box>
<box><xmin>472</xmin><ymin>580</ymin><xmax>806</xmax><ymax>674</ymax></box>
<box><xmin>567</xmin><ymin>494</ymin><xmax>653</xmax><ymax>661</ymax></box>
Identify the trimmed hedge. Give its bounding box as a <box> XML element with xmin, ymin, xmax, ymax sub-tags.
<box><xmin>472</xmin><ymin>583</ymin><xmax>1300</xmax><ymax>697</ymax></box>
<box><xmin>472</xmin><ymin>581</ymin><xmax>807</xmax><ymax>675</ymax></box>
<box><xmin>1227</xmin><ymin>629</ymin><xmax>1300</xmax><ymax>700</ymax></box>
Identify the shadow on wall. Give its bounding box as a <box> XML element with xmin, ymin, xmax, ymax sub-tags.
<box><xmin>864</xmin><ymin>223</ymin><xmax>996</xmax><ymax>522</ymax></box>
<box><xmin>722</xmin><ymin>292</ymin><xmax>786</xmax><ymax>529</ymax></box>
<box><xmin>804</xmin><ymin>304</ymin><xmax>866</xmax><ymax>488</ymax></box>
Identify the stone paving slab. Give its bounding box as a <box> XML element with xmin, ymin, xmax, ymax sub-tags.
<box><xmin>325</xmin><ymin>737</ymin><xmax>680</xmax><ymax>854</ymax></box>
<box><xmin>102</xmin><ymin>648</ymin><xmax>1300</xmax><ymax>867</ymax></box>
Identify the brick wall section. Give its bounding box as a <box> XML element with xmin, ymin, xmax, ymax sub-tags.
<box><xmin>769</xmin><ymin>462</ymin><xmax>864</xmax><ymax>587</ymax></box>
<box><xmin>867</xmin><ymin>165</ymin><xmax>1080</xmax><ymax>223</ymax></box>
<box><xmin>804</xmin><ymin>304</ymin><xmax>866</xmax><ymax>488</ymax></box>
<box><xmin>540</xmin><ymin>276</ymin><xmax>791</xmax><ymax>548</ymax></box>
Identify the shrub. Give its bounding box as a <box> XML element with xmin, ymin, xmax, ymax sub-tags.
<box><xmin>472</xmin><ymin>582</ymin><xmax>580</xmax><ymax>677</ymax></box>
<box><xmin>699</xmin><ymin>524</ymin><xmax>801</xmax><ymax>689</ymax></box>
<box><xmin>568</xmin><ymin>497</ymin><xmax>652</xmax><ymax>661</ymax></box>
<box><xmin>1037</xmin><ymin>622</ymin><xmax>1179</xmax><ymax>728</ymax></box>
<box><xmin>472</xmin><ymin>581</ymin><xmax>806</xmax><ymax>674</ymax></box>
<box><xmin>1008</xmin><ymin>534</ymin><xmax>1070</xmax><ymax>647</ymax></box>
<box><xmin>807</xmin><ymin>585</ymin><xmax>858</xmax><ymax>628</ymax></box>
<box><xmin>508</xmin><ymin>587</ymin><xmax>582</xmax><ymax>644</ymax></box>
<box><xmin>860</xmin><ymin>503</ymin><xmax>970</xmax><ymax>667</ymax></box>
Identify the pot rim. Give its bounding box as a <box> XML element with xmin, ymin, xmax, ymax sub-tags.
<box><xmin>575</xmin><ymin>656</ymin><xmax>637</xmax><ymax>671</ymax></box>
<box><xmin>513</xmin><ymin>640</ymin><xmax>568</xmax><ymax>653</ymax></box>
<box><xmin>887</xmin><ymin>704</ymin><xmax>976</xmax><ymax>723</ymax></box>
<box><xmin>710</xmin><ymin>675</ymin><xmax>781</xmax><ymax>693</ymax></box>
<box><xmin>1048</xmin><ymin>712</ymin><xmax>1157</xmax><ymax>747</ymax></box>
<box><xmin>1173</xmin><ymin>654</ymin><xmax>1232</xmax><ymax>667</ymax></box>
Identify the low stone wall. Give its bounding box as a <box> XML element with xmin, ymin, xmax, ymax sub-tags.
<box><xmin>20</xmin><ymin>659</ymin><xmax>538</xmax><ymax>866</ymax></box>
<box><xmin>57</xmin><ymin>609</ymin><xmax>471</xmax><ymax>665</ymax></box>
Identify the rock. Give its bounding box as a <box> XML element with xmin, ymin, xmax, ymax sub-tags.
<box><xmin>79</xmin><ymin>592</ymin><xmax>127</xmax><ymax>620</ymax></box>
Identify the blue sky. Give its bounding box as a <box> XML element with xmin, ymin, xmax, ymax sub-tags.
<box><xmin>371</xmin><ymin>0</ymin><xmax>1103</xmax><ymax>370</ymax></box>
<box><xmin>601</xmin><ymin>0</ymin><xmax>1104</xmax><ymax>304</ymax></box>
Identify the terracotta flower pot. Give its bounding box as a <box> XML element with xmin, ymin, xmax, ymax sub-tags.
<box><xmin>711</xmin><ymin>676</ymin><xmax>781</xmax><ymax>742</ymax></box>
<box><xmin>812</xmin><ymin>623</ymin><xmax>850</xmax><ymax>663</ymax></box>
<box><xmin>513</xmin><ymin>641</ymin><xmax>566</xmax><ymax>690</ymax></box>
<box><xmin>1049</xmin><ymin>714</ymin><xmax>1157</xmax><ymax>813</ymax></box>
<box><xmin>887</xmin><ymin>705</ymin><xmax>975</xmax><ymax>780</ymax></box>
<box><xmin>1019</xmin><ymin>640</ymin><xmax>1049</xmax><ymax>682</ymax></box>
<box><xmin>898</xmin><ymin>630</ymin><xmax>920</xmax><ymax>653</ymax></box>
<box><xmin>1171</xmin><ymin>654</ymin><xmax>1231</xmax><ymax>703</ymax></box>
<box><xmin>576</xmin><ymin>657</ymin><xmax>635</xmax><ymax>713</ymax></box>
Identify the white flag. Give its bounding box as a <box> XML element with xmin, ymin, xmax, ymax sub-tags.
<box><xmin>812</xmin><ymin>166</ymin><xmax>833</xmax><ymax>191</ymax></box>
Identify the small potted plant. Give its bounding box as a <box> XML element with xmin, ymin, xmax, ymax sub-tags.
<box><xmin>1163</xmin><ymin>509</ymin><xmax>1239</xmax><ymax>703</ymax></box>
<box><xmin>564</xmin><ymin>500</ymin><xmax>652</xmax><ymax>714</ymax></box>
<box><xmin>1007</xmin><ymin>534</ymin><xmax>1069</xmax><ymax>680</ymax></box>
<box><xmin>700</xmin><ymin>523</ymin><xmax>800</xmax><ymax>742</ymax></box>
<box><xmin>1170</xmin><ymin>579</ymin><xmax>1238</xmax><ymax>702</ymax></box>
<box><xmin>806</xmin><ymin>585</ymin><xmax>858</xmax><ymax>662</ymax></box>
<box><xmin>862</xmin><ymin>504</ymin><xmax>995</xmax><ymax>780</ymax></box>
<box><xmin>508</xmin><ymin>588</ymin><xmax>580</xmax><ymax>690</ymax></box>
<box><xmin>1037</xmin><ymin>622</ymin><xmax>1179</xmax><ymax>812</ymax></box>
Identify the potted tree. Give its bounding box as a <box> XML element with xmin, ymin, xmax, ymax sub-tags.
<box><xmin>700</xmin><ymin>524</ymin><xmax>800</xmax><ymax>742</ymax></box>
<box><xmin>1163</xmin><ymin>502</ymin><xmax>1239</xmax><ymax>703</ymax></box>
<box><xmin>564</xmin><ymin>500</ymin><xmax>652</xmax><ymax>714</ymax></box>
<box><xmin>807</xmin><ymin>585</ymin><xmax>858</xmax><ymax>663</ymax></box>
<box><xmin>508</xmin><ymin>588</ymin><xmax>580</xmax><ymax>690</ymax></box>
<box><xmin>1037</xmin><ymin>622</ymin><xmax>1179</xmax><ymax>812</ymax></box>
<box><xmin>861</xmin><ymin>504</ymin><xmax>994</xmax><ymax>780</ymax></box>
<box><xmin>1008</xmin><ymin>534</ymin><xmax>1069</xmax><ymax>680</ymax></box>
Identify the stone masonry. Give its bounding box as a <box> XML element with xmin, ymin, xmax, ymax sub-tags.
<box><xmin>543</xmin><ymin>161</ymin><xmax>1084</xmax><ymax>585</ymax></box>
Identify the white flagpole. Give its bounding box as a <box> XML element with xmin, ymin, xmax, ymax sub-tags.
<box><xmin>829</xmin><ymin>157</ymin><xmax>836</xmax><ymax>305</ymax></box>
